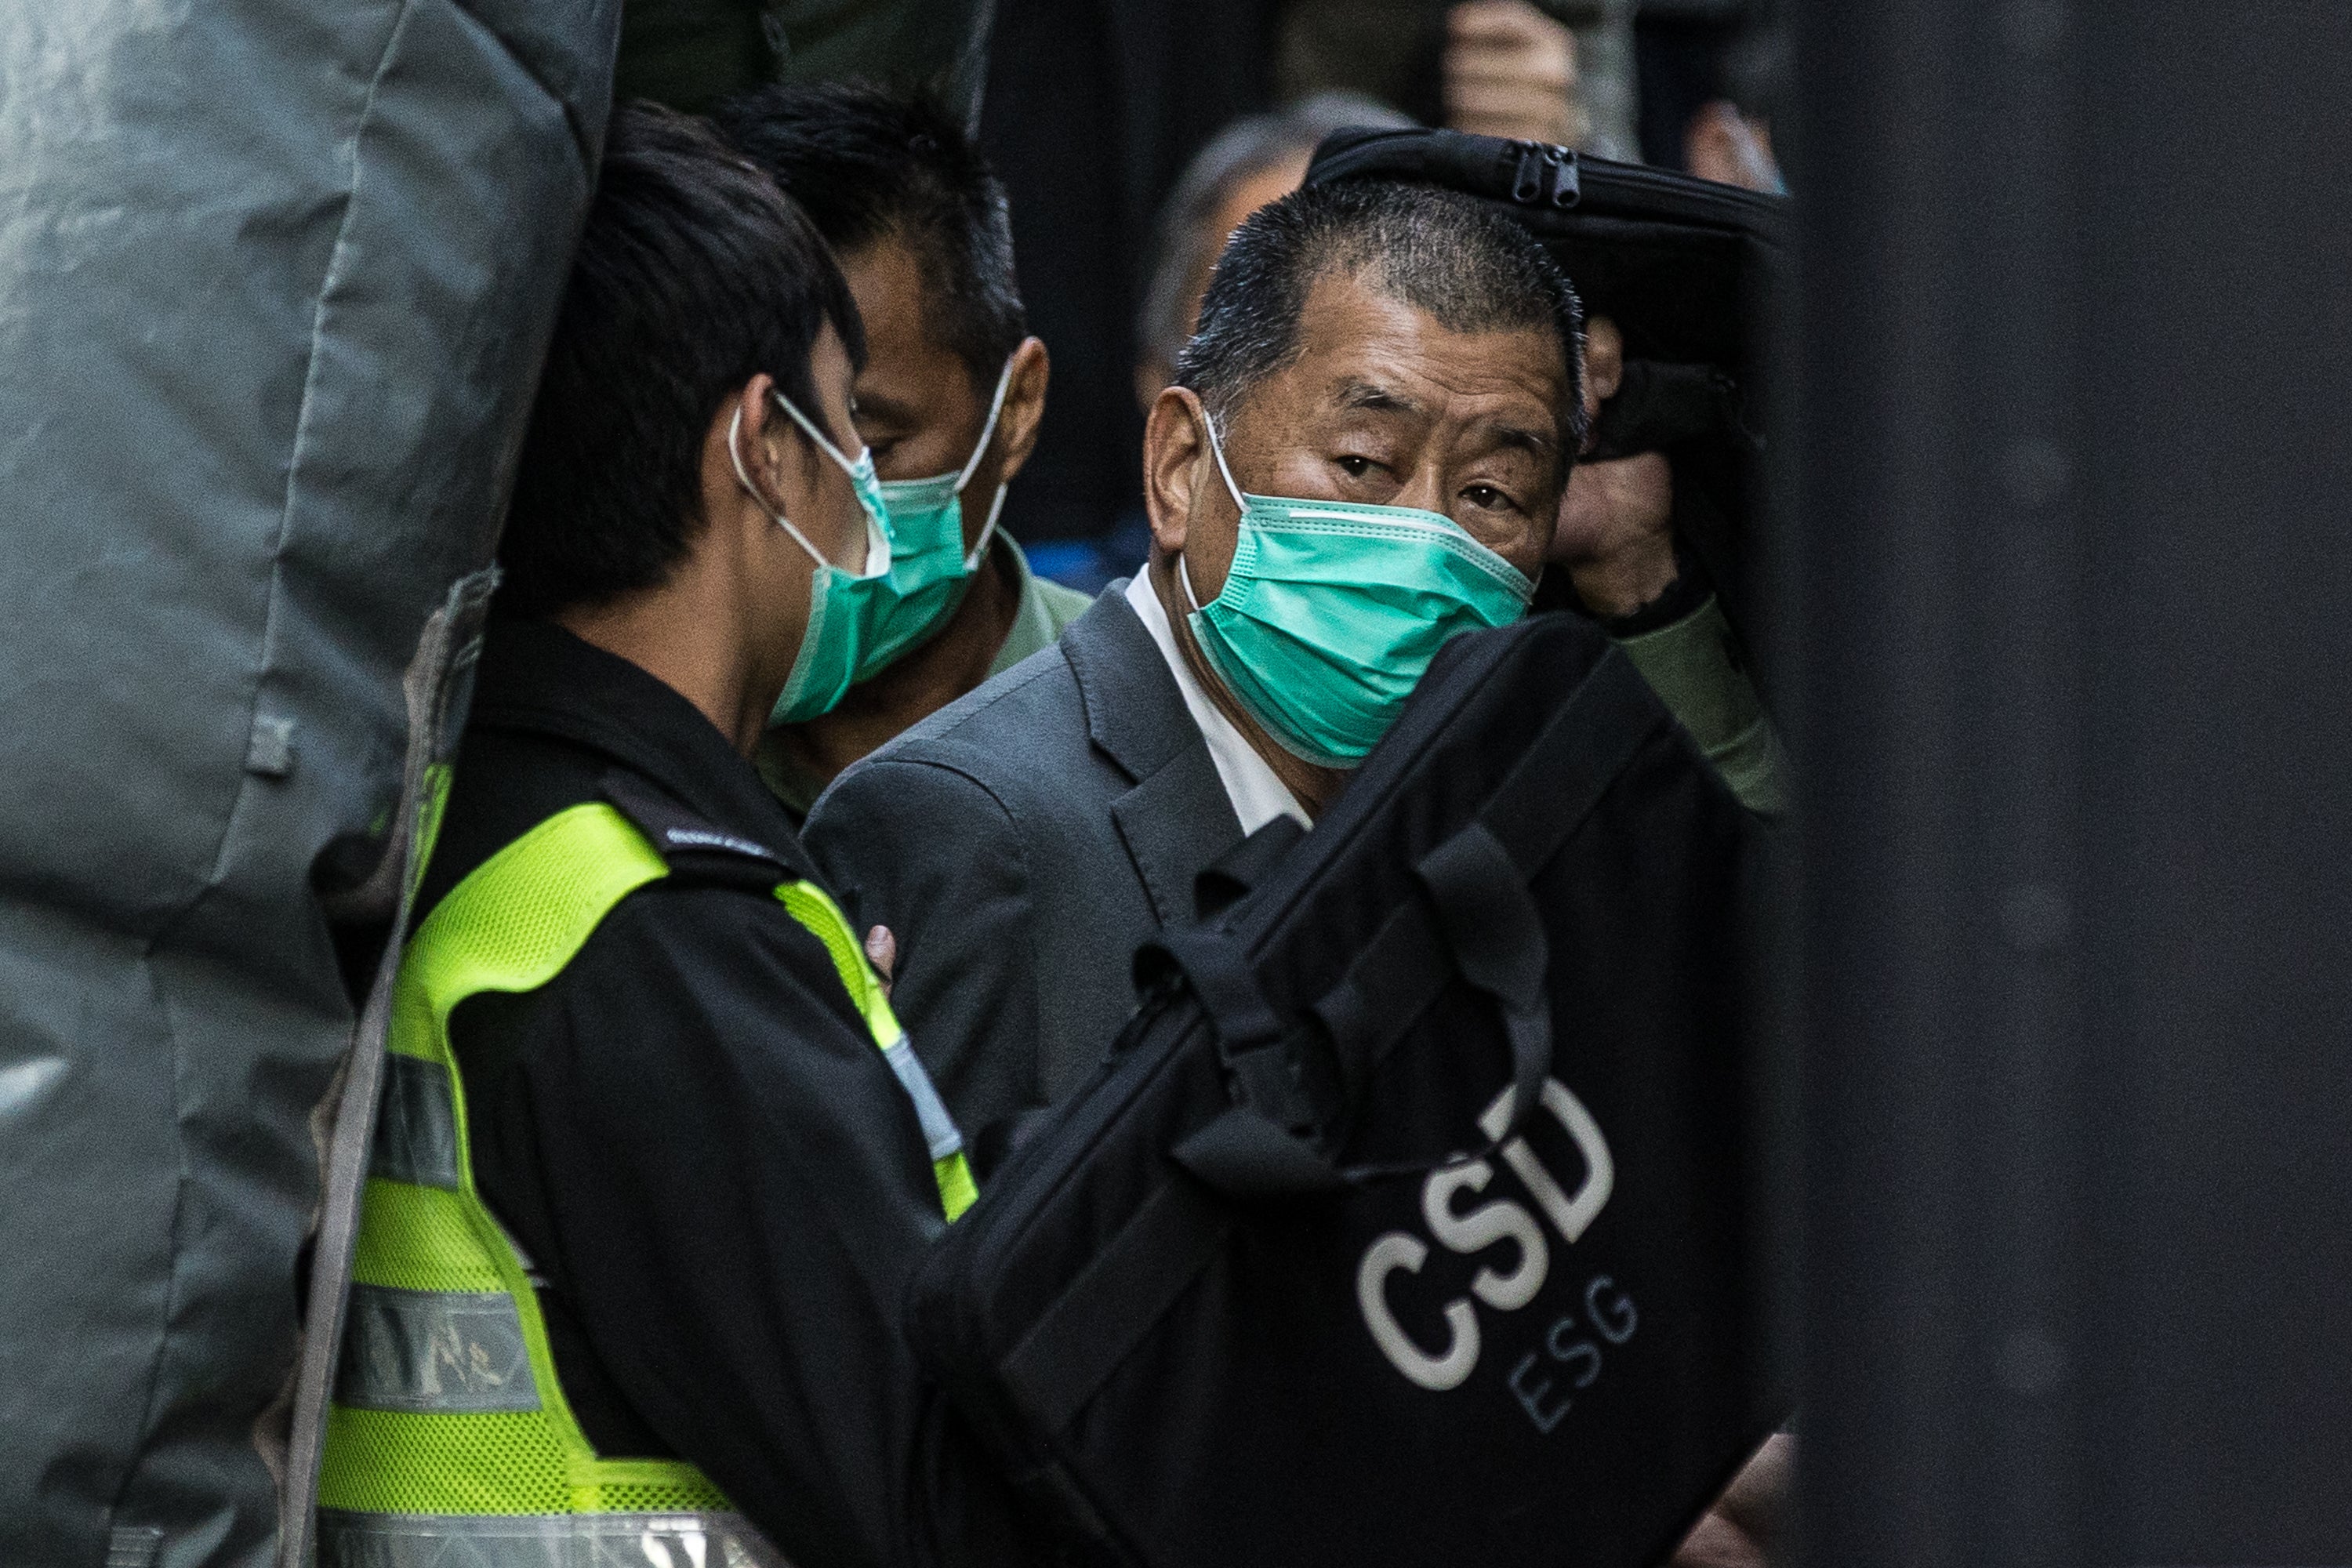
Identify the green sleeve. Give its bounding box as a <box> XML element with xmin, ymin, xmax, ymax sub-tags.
<box><xmin>1613</xmin><ymin>594</ymin><xmax>1790</xmax><ymax>816</ymax></box>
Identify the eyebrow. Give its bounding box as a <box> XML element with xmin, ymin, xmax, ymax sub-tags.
<box><xmin>1329</xmin><ymin>377</ymin><xmax>1557</xmax><ymax>459</ymax></box>
<box><xmin>1486</xmin><ymin>422</ymin><xmax>1557</xmax><ymax>459</ymax></box>
<box><xmin>1330</xmin><ymin>378</ymin><xmax>1423</xmax><ymax>417</ymax></box>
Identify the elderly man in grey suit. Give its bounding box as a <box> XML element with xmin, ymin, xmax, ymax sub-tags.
<box><xmin>803</xmin><ymin>176</ymin><xmax>1776</xmax><ymax>1145</ymax></box>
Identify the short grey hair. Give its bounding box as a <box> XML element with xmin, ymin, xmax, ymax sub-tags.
<box><xmin>1174</xmin><ymin>179</ymin><xmax>1588</xmax><ymax>456</ymax></box>
<box><xmin>1136</xmin><ymin>93</ymin><xmax>1415</xmax><ymax>376</ymax></box>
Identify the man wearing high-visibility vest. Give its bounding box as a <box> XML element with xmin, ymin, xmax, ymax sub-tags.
<box><xmin>313</xmin><ymin>103</ymin><xmax>1036</xmax><ymax>1568</ymax></box>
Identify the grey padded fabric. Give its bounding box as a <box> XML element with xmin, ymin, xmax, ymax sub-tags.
<box><xmin>0</xmin><ymin>2</ymin><xmax>618</xmax><ymax>1565</ymax></box>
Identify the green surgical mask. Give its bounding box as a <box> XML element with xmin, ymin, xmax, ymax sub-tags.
<box><xmin>730</xmin><ymin>393</ymin><xmax>895</xmax><ymax>724</ymax></box>
<box><xmin>855</xmin><ymin>355</ymin><xmax>1016</xmax><ymax>681</ymax></box>
<box><xmin>1181</xmin><ymin>413</ymin><xmax>1536</xmax><ymax>768</ymax></box>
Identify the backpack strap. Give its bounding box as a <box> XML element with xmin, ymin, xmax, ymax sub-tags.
<box><xmin>1163</xmin><ymin>648</ymin><xmax>1669</xmax><ymax>1200</ymax></box>
<box><xmin>1317</xmin><ymin>647</ymin><xmax>1668</xmax><ymax>1095</ymax></box>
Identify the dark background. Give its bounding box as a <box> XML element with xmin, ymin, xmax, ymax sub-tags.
<box><xmin>975</xmin><ymin>0</ymin><xmax>1773</xmax><ymax>546</ymax></box>
<box><xmin>1788</xmin><ymin>4</ymin><xmax>2352</xmax><ymax>1564</ymax></box>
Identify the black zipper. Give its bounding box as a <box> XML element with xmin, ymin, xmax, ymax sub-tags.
<box><xmin>1575</xmin><ymin>158</ymin><xmax>1782</xmax><ymax>229</ymax></box>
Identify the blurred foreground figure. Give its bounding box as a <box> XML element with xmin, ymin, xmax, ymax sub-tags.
<box><xmin>0</xmin><ymin>2</ymin><xmax>611</xmax><ymax>1563</ymax></box>
<box><xmin>714</xmin><ymin>82</ymin><xmax>1090</xmax><ymax>822</ymax></box>
<box><xmin>310</xmin><ymin>105</ymin><xmax>1034</xmax><ymax>1568</ymax></box>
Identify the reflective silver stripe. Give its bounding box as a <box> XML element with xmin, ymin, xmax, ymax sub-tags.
<box><xmin>370</xmin><ymin>1052</ymin><xmax>459</xmax><ymax>1189</ymax></box>
<box><xmin>878</xmin><ymin>1036</ymin><xmax>964</xmax><ymax>1163</ymax></box>
<box><xmin>335</xmin><ymin>1283</ymin><xmax>539</xmax><ymax>1414</ymax></box>
<box><xmin>103</xmin><ymin>1526</ymin><xmax>162</xmax><ymax>1568</ymax></box>
<box><xmin>318</xmin><ymin>1509</ymin><xmax>794</xmax><ymax>1568</ymax></box>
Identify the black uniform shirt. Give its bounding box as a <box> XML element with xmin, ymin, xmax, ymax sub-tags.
<box><xmin>415</xmin><ymin>617</ymin><xmax>1034</xmax><ymax>1568</ymax></box>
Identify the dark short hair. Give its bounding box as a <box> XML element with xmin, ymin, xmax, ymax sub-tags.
<box><xmin>499</xmin><ymin>102</ymin><xmax>865</xmax><ymax>620</ymax></box>
<box><xmin>713</xmin><ymin>80</ymin><xmax>1025</xmax><ymax>397</ymax></box>
<box><xmin>1174</xmin><ymin>180</ymin><xmax>1587</xmax><ymax>456</ymax></box>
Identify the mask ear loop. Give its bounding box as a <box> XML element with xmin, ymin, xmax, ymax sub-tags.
<box><xmin>955</xmin><ymin>356</ymin><xmax>1019</xmax><ymax>571</ymax></box>
<box><xmin>729</xmin><ymin>402</ymin><xmax>833</xmax><ymax>572</ymax></box>
<box><xmin>1200</xmin><ymin>404</ymin><xmax>1250</xmax><ymax>514</ymax></box>
<box><xmin>1178</xmin><ymin>402</ymin><xmax>1247</xmax><ymax>612</ymax></box>
<box><xmin>770</xmin><ymin>385</ymin><xmax>866</xmax><ymax>477</ymax></box>
<box><xmin>766</xmin><ymin>387</ymin><xmax>891</xmax><ymax>579</ymax></box>
<box><xmin>954</xmin><ymin>357</ymin><xmax>1017</xmax><ymax>494</ymax></box>
<box><xmin>1176</xmin><ymin>547</ymin><xmax>1206</xmax><ymax>614</ymax></box>
<box><xmin>964</xmin><ymin>485</ymin><xmax>1010</xmax><ymax>572</ymax></box>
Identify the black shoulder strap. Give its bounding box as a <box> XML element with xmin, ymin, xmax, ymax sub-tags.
<box><xmin>1312</xmin><ymin>648</ymin><xmax>1667</xmax><ymax>1085</ymax></box>
<box><xmin>1167</xmin><ymin>648</ymin><xmax>1671</xmax><ymax>1200</ymax></box>
<box><xmin>1192</xmin><ymin>816</ymin><xmax>1308</xmax><ymax>924</ymax></box>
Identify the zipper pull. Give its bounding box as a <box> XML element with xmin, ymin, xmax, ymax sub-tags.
<box><xmin>1508</xmin><ymin>141</ymin><xmax>1581</xmax><ymax>209</ymax></box>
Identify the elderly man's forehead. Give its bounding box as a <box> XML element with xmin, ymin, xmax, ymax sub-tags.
<box><xmin>1277</xmin><ymin>274</ymin><xmax>1569</xmax><ymax>413</ymax></box>
<box><xmin>1298</xmin><ymin>266</ymin><xmax>1570</xmax><ymax>369</ymax></box>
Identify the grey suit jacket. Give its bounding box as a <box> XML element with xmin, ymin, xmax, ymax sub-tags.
<box><xmin>802</xmin><ymin>588</ymin><xmax>1243</xmax><ymax>1141</ymax></box>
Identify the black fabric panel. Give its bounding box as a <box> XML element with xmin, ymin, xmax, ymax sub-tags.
<box><xmin>976</xmin><ymin>0</ymin><xmax>1273</xmax><ymax>544</ymax></box>
<box><xmin>426</xmin><ymin>620</ymin><xmax>1042</xmax><ymax>1568</ymax></box>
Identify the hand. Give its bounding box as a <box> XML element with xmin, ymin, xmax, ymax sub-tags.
<box><xmin>864</xmin><ymin>924</ymin><xmax>897</xmax><ymax>998</ymax></box>
<box><xmin>1668</xmin><ymin>1509</ymin><xmax>1767</xmax><ymax>1568</ymax></box>
<box><xmin>1443</xmin><ymin>0</ymin><xmax>1584</xmax><ymax>147</ymax></box>
<box><xmin>1549</xmin><ymin>451</ymin><xmax>1677</xmax><ymax>619</ymax></box>
<box><xmin>1669</xmin><ymin>1432</ymin><xmax>1792</xmax><ymax>1566</ymax></box>
<box><xmin>1685</xmin><ymin>100</ymin><xmax>1784</xmax><ymax>193</ymax></box>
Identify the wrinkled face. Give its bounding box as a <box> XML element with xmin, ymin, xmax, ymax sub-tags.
<box><xmin>1178</xmin><ymin>267</ymin><xmax>1572</xmax><ymax>601</ymax></box>
<box><xmin>839</xmin><ymin>235</ymin><xmax>999</xmax><ymax>488</ymax></box>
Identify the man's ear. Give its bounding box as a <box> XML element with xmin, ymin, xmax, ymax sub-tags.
<box><xmin>1143</xmin><ymin>385</ymin><xmax>1212</xmax><ymax>557</ymax></box>
<box><xmin>993</xmin><ymin>336</ymin><xmax>1051</xmax><ymax>484</ymax></box>
<box><xmin>721</xmin><ymin>372</ymin><xmax>787</xmax><ymax>514</ymax></box>
<box><xmin>700</xmin><ymin>373</ymin><xmax>779</xmax><ymax>542</ymax></box>
<box><xmin>1581</xmin><ymin>316</ymin><xmax>1624</xmax><ymax>434</ymax></box>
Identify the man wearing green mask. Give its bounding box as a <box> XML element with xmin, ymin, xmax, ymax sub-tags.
<box><xmin>800</xmin><ymin>175</ymin><xmax>1782</xmax><ymax>1564</ymax></box>
<box><xmin>804</xmin><ymin>178</ymin><xmax>1605</xmax><ymax>1144</ymax></box>
<box><xmin>311</xmin><ymin>104</ymin><xmax>1048</xmax><ymax>1568</ymax></box>
<box><xmin>712</xmin><ymin>82</ymin><xmax>1090</xmax><ymax>822</ymax></box>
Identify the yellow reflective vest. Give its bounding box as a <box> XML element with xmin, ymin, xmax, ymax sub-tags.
<box><xmin>314</xmin><ymin>802</ymin><xmax>975</xmax><ymax>1566</ymax></box>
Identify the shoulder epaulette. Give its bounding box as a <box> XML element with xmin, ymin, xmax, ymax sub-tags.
<box><xmin>599</xmin><ymin>769</ymin><xmax>804</xmax><ymax>890</ymax></box>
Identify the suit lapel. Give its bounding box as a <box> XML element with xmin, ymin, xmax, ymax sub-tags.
<box><xmin>1111</xmin><ymin>745</ymin><xmax>1241</xmax><ymax>927</ymax></box>
<box><xmin>1062</xmin><ymin>590</ymin><xmax>1246</xmax><ymax>927</ymax></box>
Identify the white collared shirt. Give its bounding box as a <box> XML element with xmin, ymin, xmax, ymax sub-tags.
<box><xmin>1123</xmin><ymin>567</ymin><xmax>1310</xmax><ymax>835</ymax></box>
